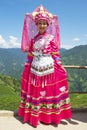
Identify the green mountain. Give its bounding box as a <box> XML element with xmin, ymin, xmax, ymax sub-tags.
<box><xmin>61</xmin><ymin>45</ymin><xmax>87</xmax><ymax>66</ymax></box>
<box><xmin>0</xmin><ymin>48</ymin><xmax>26</xmax><ymax>79</ymax></box>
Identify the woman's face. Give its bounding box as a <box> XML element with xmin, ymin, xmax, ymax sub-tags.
<box><xmin>36</xmin><ymin>20</ymin><xmax>48</xmax><ymax>34</ymax></box>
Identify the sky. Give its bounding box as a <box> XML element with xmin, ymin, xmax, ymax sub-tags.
<box><xmin>0</xmin><ymin>0</ymin><xmax>87</xmax><ymax>49</ymax></box>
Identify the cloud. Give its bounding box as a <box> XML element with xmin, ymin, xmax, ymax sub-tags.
<box><xmin>0</xmin><ymin>35</ymin><xmax>20</xmax><ymax>48</ymax></box>
<box><xmin>0</xmin><ymin>35</ymin><xmax>8</xmax><ymax>48</ymax></box>
<box><xmin>0</xmin><ymin>35</ymin><xmax>6</xmax><ymax>43</ymax></box>
<box><xmin>9</xmin><ymin>36</ymin><xmax>20</xmax><ymax>48</ymax></box>
<box><xmin>61</xmin><ymin>44</ymin><xmax>74</xmax><ymax>49</ymax></box>
<box><xmin>72</xmin><ymin>38</ymin><xmax>80</xmax><ymax>42</ymax></box>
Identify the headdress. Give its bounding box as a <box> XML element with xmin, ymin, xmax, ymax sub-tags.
<box><xmin>21</xmin><ymin>5</ymin><xmax>60</xmax><ymax>52</ymax></box>
<box><xmin>32</xmin><ymin>5</ymin><xmax>53</xmax><ymax>24</ymax></box>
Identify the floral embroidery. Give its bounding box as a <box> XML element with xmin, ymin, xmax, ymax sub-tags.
<box><xmin>40</xmin><ymin>91</ymin><xmax>46</xmax><ymax>96</ymax></box>
<box><xmin>60</xmin><ymin>86</ymin><xmax>66</xmax><ymax>92</ymax></box>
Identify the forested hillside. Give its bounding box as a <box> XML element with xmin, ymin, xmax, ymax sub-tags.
<box><xmin>0</xmin><ymin>48</ymin><xmax>26</xmax><ymax>78</ymax></box>
<box><xmin>61</xmin><ymin>45</ymin><xmax>87</xmax><ymax>65</ymax></box>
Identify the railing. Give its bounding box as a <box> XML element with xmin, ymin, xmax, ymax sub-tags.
<box><xmin>63</xmin><ymin>65</ymin><xmax>87</xmax><ymax>69</ymax></box>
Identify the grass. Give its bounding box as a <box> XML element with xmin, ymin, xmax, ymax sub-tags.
<box><xmin>70</xmin><ymin>93</ymin><xmax>87</xmax><ymax>108</ymax></box>
<box><xmin>0</xmin><ymin>85</ymin><xmax>20</xmax><ymax>110</ymax></box>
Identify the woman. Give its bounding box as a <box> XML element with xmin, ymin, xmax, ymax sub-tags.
<box><xmin>18</xmin><ymin>5</ymin><xmax>72</xmax><ymax>127</ymax></box>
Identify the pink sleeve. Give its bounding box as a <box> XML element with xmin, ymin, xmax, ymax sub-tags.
<box><xmin>51</xmin><ymin>38</ymin><xmax>62</xmax><ymax>65</ymax></box>
<box><xmin>25</xmin><ymin>39</ymin><xmax>34</xmax><ymax>66</ymax></box>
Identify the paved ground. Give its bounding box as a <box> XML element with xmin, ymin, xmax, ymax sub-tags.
<box><xmin>0</xmin><ymin>111</ymin><xmax>87</xmax><ymax>130</ymax></box>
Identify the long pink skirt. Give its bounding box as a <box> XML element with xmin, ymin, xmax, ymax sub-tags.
<box><xmin>18</xmin><ymin>61</ymin><xmax>72</xmax><ymax>127</ymax></box>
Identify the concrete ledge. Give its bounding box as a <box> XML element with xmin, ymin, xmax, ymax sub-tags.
<box><xmin>0</xmin><ymin>108</ymin><xmax>87</xmax><ymax>117</ymax></box>
<box><xmin>0</xmin><ymin>110</ymin><xmax>18</xmax><ymax>116</ymax></box>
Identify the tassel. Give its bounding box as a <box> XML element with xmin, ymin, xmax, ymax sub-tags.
<box><xmin>45</xmin><ymin>76</ymin><xmax>47</xmax><ymax>86</ymax></box>
<box><xmin>42</xmin><ymin>76</ymin><xmax>45</xmax><ymax>88</ymax></box>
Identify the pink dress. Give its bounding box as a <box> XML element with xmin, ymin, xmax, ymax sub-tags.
<box><xmin>18</xmin><ymin>32</ymin><xmax>72</xmax><ymax>127</ymax></box>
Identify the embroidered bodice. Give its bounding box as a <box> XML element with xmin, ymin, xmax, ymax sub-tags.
<box><xmin>31</xmin><ymin>33</ymin><xmax>54</xmax><ymax>76</ymax></box>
